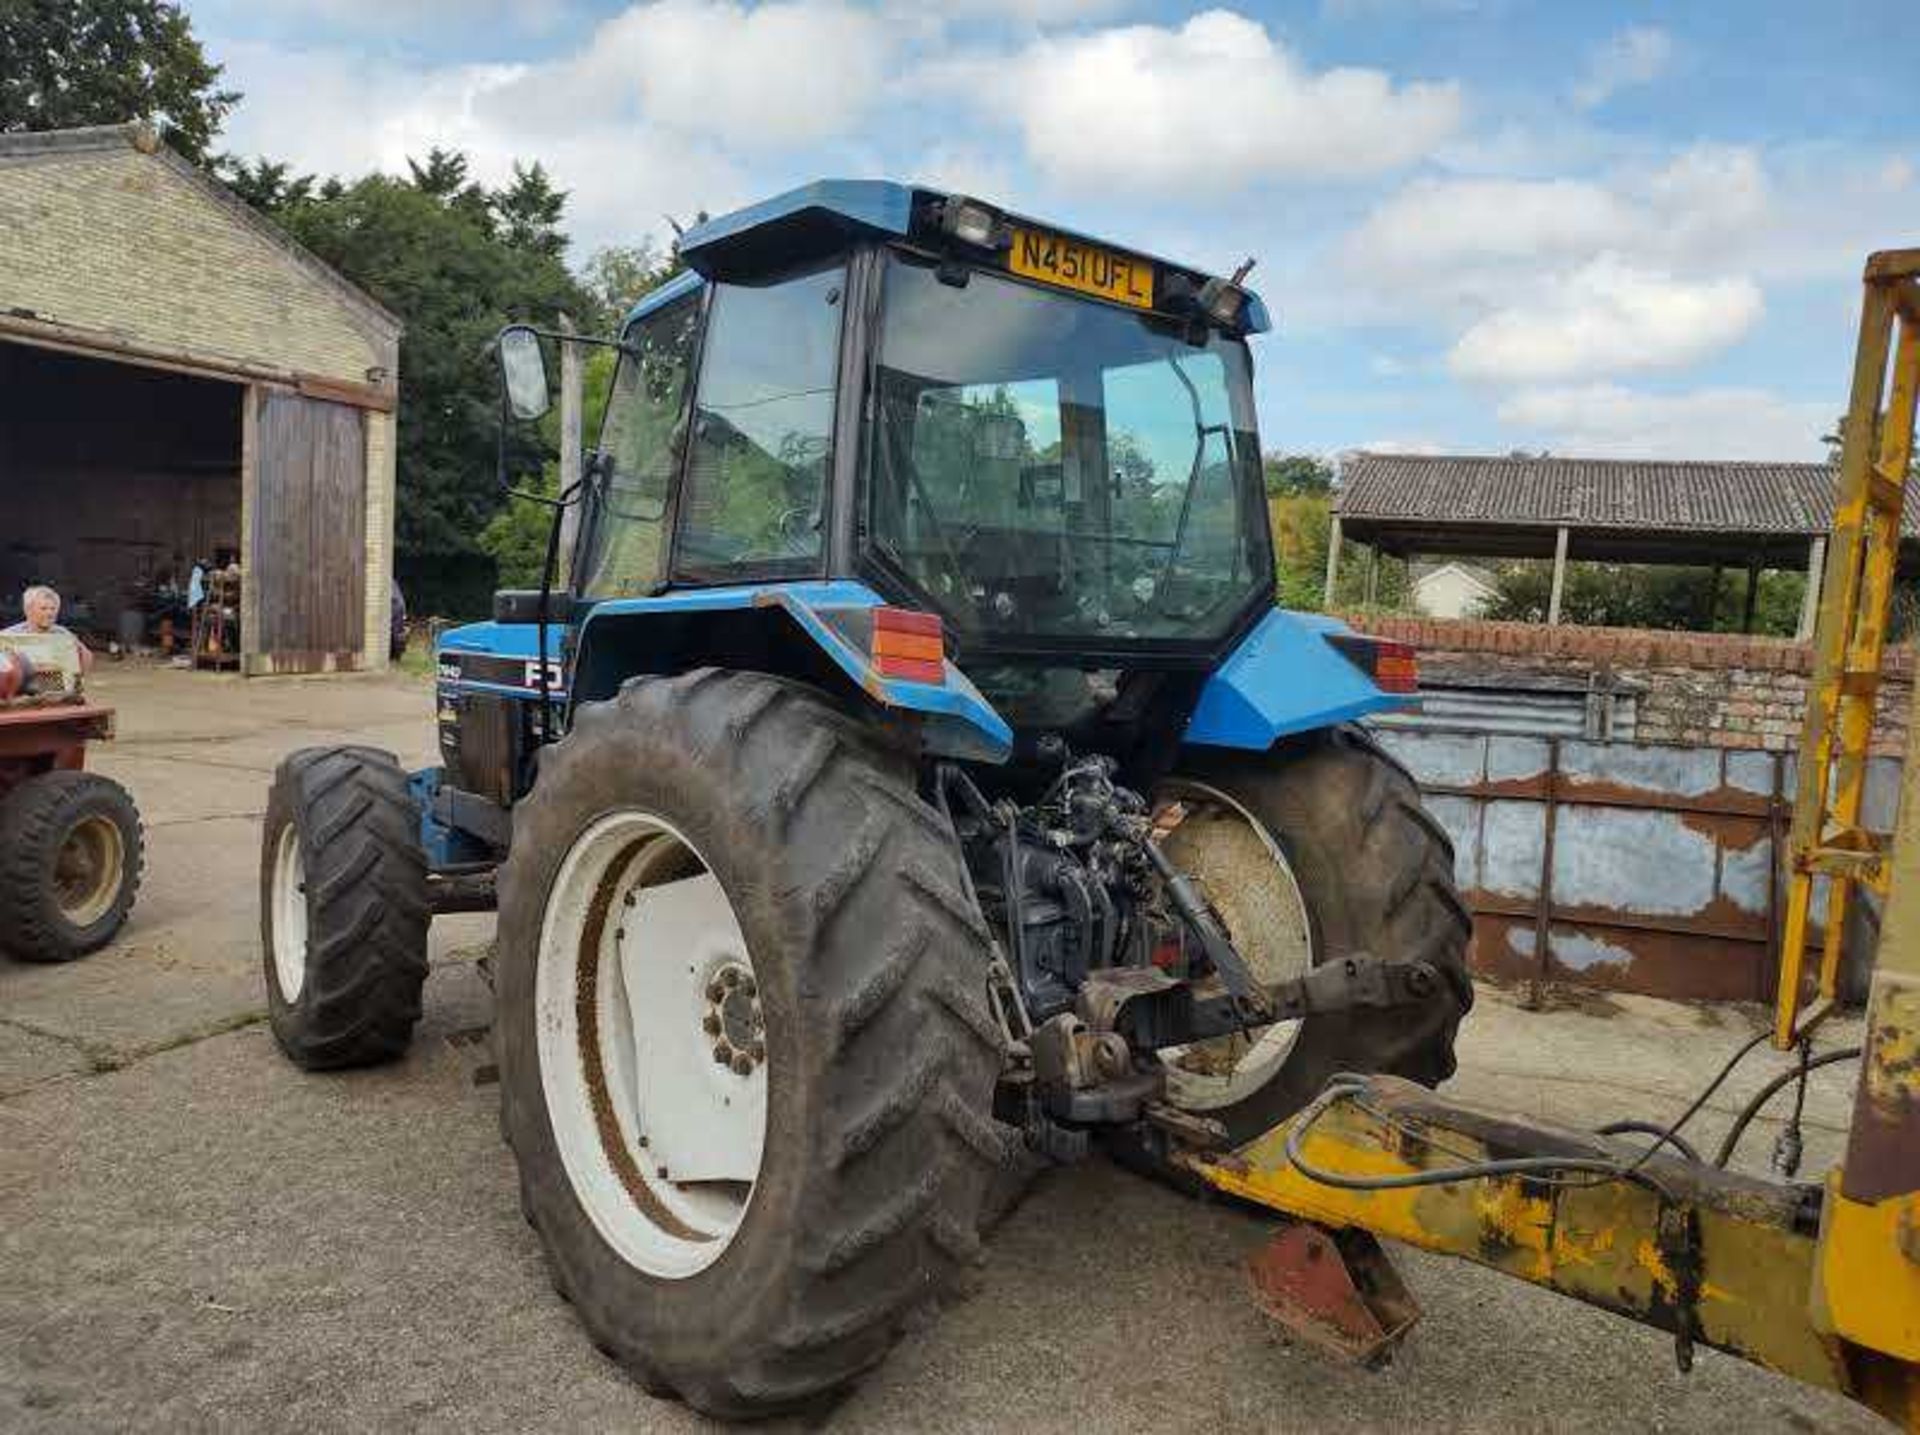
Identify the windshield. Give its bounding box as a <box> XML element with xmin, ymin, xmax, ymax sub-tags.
<box><xmin>866</xmin><ymin>255</ymin><xmax>1271</xmax><ymax>645</ymax></box>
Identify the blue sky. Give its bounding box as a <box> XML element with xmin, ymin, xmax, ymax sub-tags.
<box><xmin>184</xmin><ymin>0</ymin><xmax>1919</xmax><ymax>461</ymax></box>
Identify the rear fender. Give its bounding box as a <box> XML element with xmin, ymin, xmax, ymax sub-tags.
<box><xmin>570</xmin><ymin>582</ymin><xmax>1013</xmax><ymax>763</ymax></box>
<box><xmin>1183</xmin><ymin>608</ymin><xmax>1415</xmax><ymax>751</ymax></box>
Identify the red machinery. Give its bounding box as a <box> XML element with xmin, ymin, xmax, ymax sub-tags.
<box><xmin>0</xmin><ymin>633</ymin><xmax>142</xmax><ymax>963</ymax></box>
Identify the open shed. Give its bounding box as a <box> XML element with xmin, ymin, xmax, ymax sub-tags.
<box><xmin>0</xmin><ymin>123</ymin><xmax>401</xmax><ymax>673</ymax></box>
<box><xmin>1332</xmin><ymin>452</ymin><xmax>1920</xmax><ymax>637</ymax></box>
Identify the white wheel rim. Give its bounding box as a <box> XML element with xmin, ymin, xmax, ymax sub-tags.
<box><xmin>535</xmin><ymin>810</ymin><xmax>766</xmax><ymax>1280</ymax></box>
<box><xmin>1154</xmin><ymin>780</ymin><xmax>1315</xmax><ymax>1112</ymax></box>
<box><xmin>270</xmin><ymin>824</ymin><xmax>308</xmax><ymax>1003</ymax></box>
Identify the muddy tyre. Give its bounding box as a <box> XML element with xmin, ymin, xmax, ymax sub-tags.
<box><xmin>496</xmin><ymin>670</ymin><xmax>1010</xmax><ymax>1419</ymax></box>
<box><xmin>0</xmin><ymin>770</ymin><xmax>143</xmax><ymax>962</ymax></box>
<box><xmin>1144</xmin><ymin>724</ymin><xmax>1472</xmax><ymax>1149</ymax></box>
<box><xmin>261</xmin><ymin>746</ymin><xmax>430</xmax><ymax>1069</ymax></box>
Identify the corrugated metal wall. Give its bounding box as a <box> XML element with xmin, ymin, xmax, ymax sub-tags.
<box><xmin>1374</xmin><ymin>684</ymin><xmax>1638</xmax><ymax>740</ymax></box>
<box><xmin>1369</xmin><ymin>727</ymin><xmax>1899</xmax><ymax>1002</ymax></box>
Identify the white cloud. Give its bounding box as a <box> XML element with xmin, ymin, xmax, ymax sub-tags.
<box><xmin>914</xmin><ymin>145</ymin><xmax>1017</xmax><ymax>204</ymax></box>
<box><xmin>197</xmin><ymin>0</ymin><xmax>572</xmax><ymax>38</ymax></box>
<box><xmin>214</xmin><ymin>38</ymin><xmax>749</xmax><ymax>256</ymax></box>
<box><xmin>978</xmin><ymin>10</ymin><xmax>1462</xmax><ymax>192</ymax></box>
<box><xmin>1496</xmin><ymin>384</ymin><xmax>1831</xmax><ymax>460</ymax></box>
<box><xmin>562</xmin><ymin>0</ymin><xmax>894</xmax><ymax>150</ymax></box>
<box><xmin>926</xmin><ymin>0</ymin><xmax>1130</xmax><ymax>21</ymax></box>
<box><xmin>1572</xmin><ymin>25</ymin><xmax>1673</xmax><ymax>110</ymax></box>
<box><xmin>1346</xmin><ymin>174</ymin><xmax>1637</xmax><ymax>274</ymax></box>
<box><xmin>1448</xmin><ymin>256</ymin><xmax>1763</xmax><ymax>383</ymax></box>
<box><xmin>1344</xmin><ymin>145</ymin><xmax>1769</xmax><ymax>294</ymax></box>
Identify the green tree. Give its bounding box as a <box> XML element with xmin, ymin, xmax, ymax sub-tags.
<box><xmin>1484</xmin><ymin>561</ymin><xmax>1807</xmax><ymax>635</ymax></box>
<box><xmin>493</xmin><ymin>161</ymin><xmax>568</xmax><ymax>259</ymax></box>
<box><xmin>1263</xmin><ymin>452</ymin><xmax>1334</xmax><ymax>497</ymax></box>
<box><xmin>264</xmin><ymin>166</ymin><xmax>590</xmax><ymax>606</ymax></box>
<box><xmin>216</xmin><ymin>156</ymin><xmax>313</xmax><ymax>211</ymax></box>
<box><xmin>581</xmin><ymin>240</ymin><xmax>683</xmax><ymax>329</ymax></box>
<box><xmin>1268</xmin><ymin>492</ymin><xmax>1407</xmax><ymax>612</ymax></box>
<box><xmin>0</xmin><ymin>0</ymin><xmax>237</xmax><ymax>163</ymax></box>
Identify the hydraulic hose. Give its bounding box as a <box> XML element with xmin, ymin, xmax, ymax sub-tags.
<box><xmin>1711</xmin><ymin>1046</ymin><xmax>1861</xmax><ymax>1169</ymax></box>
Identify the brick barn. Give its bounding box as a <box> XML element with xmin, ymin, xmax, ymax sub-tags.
<box><xmin>0</xmin><ymin>123</ymin><xmax>401</xmax><ymax>673</ymax></box>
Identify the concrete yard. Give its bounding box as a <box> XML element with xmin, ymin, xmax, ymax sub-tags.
<box><xmin>0</xmin><ymin>665</ymin><xmax>1886</xmax><ymax>1432</ymax></box>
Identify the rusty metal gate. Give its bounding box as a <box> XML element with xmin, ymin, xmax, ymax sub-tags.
<box><xmin>251</xmin><ymin>391</ymin><xmax>366</xmax><ymax>673</ymax></box>
<box><xmin>1369</xmin><ymin>728</ymin><xmax>1900</xmax><ymax>1003</ymax></box>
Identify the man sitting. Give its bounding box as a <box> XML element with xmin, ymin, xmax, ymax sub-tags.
<box><xmin>6</xmin><ymin>585</ymin><xmax>93</xmax><ymax>672</ymax></box>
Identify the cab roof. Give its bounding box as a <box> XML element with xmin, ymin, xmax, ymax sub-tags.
<box><xmin>626</xmin><ymin>179</ymin><xmax>1271</xmax><ymax>333</ymax></box>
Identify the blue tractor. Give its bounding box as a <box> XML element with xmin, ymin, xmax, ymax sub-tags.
<box><xmin>258</xmin><ymin>183</ymin><xmax>1471</xmax><ymax>1417</ymax></box>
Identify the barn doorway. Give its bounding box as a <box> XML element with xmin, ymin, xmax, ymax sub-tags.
<box><xmin>0</xmin><ymin>341</ymin><xmax>243</xmax><ymax>657</ymax></box>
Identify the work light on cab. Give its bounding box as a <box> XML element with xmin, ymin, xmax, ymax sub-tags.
<box><xmin>938</xmin><ymin>196</ymin><xmax>1007</xmax><ymax>251</ymax></box>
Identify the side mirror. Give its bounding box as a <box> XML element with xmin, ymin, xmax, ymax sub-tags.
<box><xmin>498</xmin><ymin>325</ymin><xmax>552</xmax><ymax>421</ymax></box>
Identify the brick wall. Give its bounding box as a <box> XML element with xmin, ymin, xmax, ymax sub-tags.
<box><xmin>1346</xmin><ymin>615</ymin><xmax>1915</xmax><ymax>756</ymax></box>
<box><xmin>363</xmin><ymin>411</ymin><xmax>395</xmax><ymax>670</ymax></box>
<box><xmin>0</xmin><ymin>143</ymin><xmax>396</xmax><ymax>385</ymax></box>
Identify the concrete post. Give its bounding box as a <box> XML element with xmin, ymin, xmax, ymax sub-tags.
<box><xmin>1322</xmin><ymin>514</ymin><xmax>1342</xmax><ymax>609</ymax></box>
<box><xmin>1547</xmin><ymin>525</ymin><xmax>1570</xmax><ymax>626</ymax></box>
<box><xmin>1797</xmin><ymin>535</ymin><xmax>1828</xmax><ymax>641</ymax></box>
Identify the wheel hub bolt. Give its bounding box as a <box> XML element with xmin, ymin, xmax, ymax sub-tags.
<box><xmin>730</xmin><ymin>1053</ymin><xmax>754</xmax><ymax>1076</ymax></box>
<box><xmin>706</xmin><ymin>978</ymin><xmax>727</xmax><ymax>1003</ymax></box>
<box><xmin>702</xmin><ymin>1011</ymin><xmax>721</xmax><ymax>1036</ymax></box>
<box><xmin>712</xmin><ymin>1041</ymin><xmax>734</xmax><ymax>1065</ymax></box>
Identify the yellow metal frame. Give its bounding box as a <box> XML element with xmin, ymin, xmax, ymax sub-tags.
<box><xmin>1188</xmin><ymin>1074</ymin><xmax>1920</xmax><ymax>1429</ymax></box>
<box><xmin>1776</xmin><ymin>249</ymin><xmax>1920</xmax><ymax>1048</ymax></box>
<box><xmin>1184</xmin><ymin>258</ymin><xmax>1920</xmax><ymax>1428</ymax></box>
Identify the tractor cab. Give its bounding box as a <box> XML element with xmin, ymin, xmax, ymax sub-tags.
<box><xmin>468</xmin><ymin>183</ymin><xmax>1328</xmax><ymax>773</ymax></box>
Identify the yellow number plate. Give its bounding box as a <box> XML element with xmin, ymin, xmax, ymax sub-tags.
<box><xmin>1007</xmin><ymin>227</ymin><xmax>1154</xmax><ymax>310</ymax></box>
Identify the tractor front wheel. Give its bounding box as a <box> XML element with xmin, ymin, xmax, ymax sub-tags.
<box><xmin>260</xmin><ymin>746</ymin><xmax>430</xmax><ymax>1069</ymax></box>
<box><xmin>496</xmin><ymin>670</ymin><xmax>1010</xmax><ymax>1418</ymax></box>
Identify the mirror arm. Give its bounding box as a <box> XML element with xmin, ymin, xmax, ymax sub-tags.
<box><xmin>501</xmin><ymin>325</ymin><xmax>641</xmax><ymax>357</ymax></box>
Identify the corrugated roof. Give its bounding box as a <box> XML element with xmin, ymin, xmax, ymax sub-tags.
<box><xmin>1337</xmin><ymin>452</ymin><xmax>1917</xmax><ymax>537</ymax></box>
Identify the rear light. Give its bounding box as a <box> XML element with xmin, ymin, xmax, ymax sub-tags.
<box><xmin>871</xmin><ymin>607</ymin><xmax>946</xmax><ymax>684</ymax></box>
<box><xmin>1327</xmin><ymin>634</ymin><xmax>1419</xmax><ymax>694</ymax></box>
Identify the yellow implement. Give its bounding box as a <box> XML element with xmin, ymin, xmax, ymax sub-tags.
<box><xmin>1776</xmin><ymin>249</ymin><xmax>1920</xmax><ymax>1049</ymax></box>
<box><xmin>1174</xmin><ymin>249</ymin><xmax>1920</xmax><ymax>1431</ymax></box>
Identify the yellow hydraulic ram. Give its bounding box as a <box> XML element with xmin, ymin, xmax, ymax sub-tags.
<box><xmin>1181</xmin><ymin>1069</ymin><xmax>1920</xmax><ymax>1429</ymax></box>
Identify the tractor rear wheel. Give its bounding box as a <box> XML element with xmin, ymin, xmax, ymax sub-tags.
<box><xmin>260</xmin><ymin>746</ymin><xmax>430</xmax><ymax>1069</ymax></box>
<box><xmin>496</xmin><ymin>670</ymin><xmax>1009</xmax><ymax>1419</ymax></box>
<box><xmin>0</xmin><ymin>770</ymin><xmax>143</xmax><ymax>963</ymax></box>
<box><xmin>1146</xmin><ymin>724</ymin><xmax>1473</xmax><ymax>1148</ymax></box>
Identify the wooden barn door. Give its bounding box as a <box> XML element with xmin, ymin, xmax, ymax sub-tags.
<box><xmin>251</xmin><ymin>391</ymin><xmax>367</xmax><ymax>672</ymax></box>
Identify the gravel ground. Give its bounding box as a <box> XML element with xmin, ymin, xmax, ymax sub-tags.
<box><xmin>0</xmin><ymin>665</ymin><xmax>1885</xmax><ymax>1432</ymax></box>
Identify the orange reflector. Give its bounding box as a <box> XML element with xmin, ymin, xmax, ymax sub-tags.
<box><xmin>1327</xmin><ymin>633</ymin><xmax>1419</xmax><ymax>694</ymax></box>
<box><xmin>1373</xmin><ymin>642</ymin><xmax>1419</xmax><ymax>694</ymax></box>
<box><xmin>872</xmin><ymin>607</ymin><xmax>946</xmax><ymax>684</ymax></box>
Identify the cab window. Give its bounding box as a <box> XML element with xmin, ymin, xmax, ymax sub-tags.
<box><xmin>579</xmin><ymin>293</ymin><xmax>701</xmax><ymax>598</ymax></box>
<box><xmin>673</xmin><ymin>265</ymin><xmax>844</xmax><ymax>581</ymax></box>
